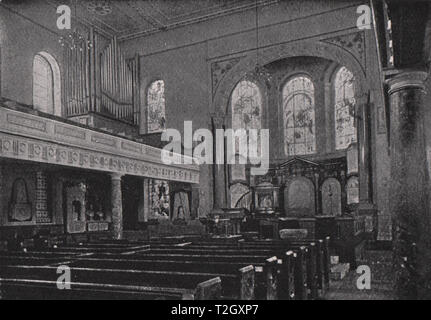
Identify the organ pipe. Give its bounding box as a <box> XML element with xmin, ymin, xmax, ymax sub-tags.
<box><xmin>64</xmin><ymin>30</ymin><xmax>138</xmax><ymax>125</ymax></box>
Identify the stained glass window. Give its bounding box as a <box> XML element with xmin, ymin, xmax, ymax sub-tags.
<box><xmin>335</xmin><ymin>67</ymin><xmax>357</xmax><ymax>150</ymax></box>
<box><xmin>33</xmin><ymin>54</ymin><xmax>54</xmax><ymax>114</ymax></box>
<box><xmin>147</xmin><ymin>80</ymin><xmax>166</xmax><ymax>133</ymax></box>
<box><xmin>283</xmin><ymin>76</ymin><xmax>316</xmax><ymax>156</ymax></box>
<box><xmin>231</xmin><ymin>80</ymin><xmax>262</xmax><ymax>156</ymax></box>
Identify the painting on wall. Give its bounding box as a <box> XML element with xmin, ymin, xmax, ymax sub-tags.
<box><xmin>149</xmin><ymin>180</ymin><xmax>170</xmax><ymax>221</ymax></box>
<box><xmin>8</xmin><ymin>178</ymin><xmax>32</xmax><ymax>222</ymax></box>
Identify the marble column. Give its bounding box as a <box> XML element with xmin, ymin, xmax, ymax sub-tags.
<box><xmin>386</xmin><ymin>70</ymin><xmax>430</xmax><ymax>299</ymax></box>
<box><xmin>357</xmin><ymin>93</ymin><xmax>375</xmax><ymax>210</ymax></box>
<box><xmin>111</xmin><ymin>173</ymin><xmax>124</xmax><ymax>240</ymax></box>
<box><xmin>356</xmin><ymin>92</ymin><xmax>377</xmax><ymax>237</ymax></box>
<box><xmin>211</xmin><ymin>114</ymin><xmax>227</xmax><ymax>211</ymax></box>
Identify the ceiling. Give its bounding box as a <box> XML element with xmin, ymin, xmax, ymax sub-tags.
<box><xmin>2</xmin><ymin>0</ymin><xmax>278</xmax><ymax>40</ymax></box>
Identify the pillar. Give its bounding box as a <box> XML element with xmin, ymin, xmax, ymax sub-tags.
<box><xmin>357</xmin><ymin>92</ymin><xmax>378</xmax><ymax>236</ymax></box>
<box><xmin>211</xmin><ymin>114</ymin><xmax>227</xmax><ymax>211</ymax></box>
<box><xmin>111</xmin><ymin>173</ymin><xmax>124</xmax><ymax>240</ymax></box>
<box><xmin>138</xmin><ymin>178</ymin><xmax>150</xmax><ymax>223</ymax></box>
<box><xmin>386</xmin><ymin>70</ymin><xmax>431</xmax><ymax>299</ymax></box>
<box><xmin>357</xmin><ymin>92</ymin><xmax>373</xmax><ymax>206</ymax></box>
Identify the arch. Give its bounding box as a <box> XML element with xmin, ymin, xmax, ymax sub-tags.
<box><xmin>213</xmin><ymin>40</ymin><xmax>368</xmax><ymax>119</ymax></box>
<box><xmin>282</xmin><ymin>74</ymin><xmax>316</xmax><ymax>156</ymax></box>
<box><xmin>321</xmin><ymin>178</ymin><xmax>342</xmax><ymax>216</ymax></box>
<box><xmin>284</xmin><ymin>176</ymin><xmax>315</xmax><ymax>217</ymax></box>
<box><xmin>146</xmin><ymin>80</ymin><xmax>166</xmax><ymax>133</ymax></box>
<box><xmin>230</xmin><ymin>183</ymin><xmax>251</xmax><ymax>209</ymax></box>
<box><xmin>33</xmin><ymin>52</ymin><xmax>61</xmax><ymax>116</ymax></box>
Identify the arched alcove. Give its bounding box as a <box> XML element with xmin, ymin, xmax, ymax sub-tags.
<box><xmin>33</xmin><ymin>51</ymin><xmax>61</xmax><ymax>116</ymax></box>
<box><xmin>284</xmin><ymin>177</ymin><xmax>315</xmax><ymax>217</ymax></box>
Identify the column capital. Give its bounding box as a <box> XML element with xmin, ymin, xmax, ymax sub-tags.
<box><xmin>110</xmin><ymin>173</ymin><xmax>124</xmax><ymax>181</ymax></box>
<box><xmin>210</xmin><ymin>112</ymin><xmax>225</xmax><ymax>129</ymax></box>
<box><xmin>386</xmin><ymin>70</ymin><xmax>428</xmax><ymax>95</ymax></box>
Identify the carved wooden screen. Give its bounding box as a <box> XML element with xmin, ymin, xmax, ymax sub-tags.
<box><xmin>283</xmin><ymin>76</ymin><xmax>316</xmax><ymax>156</ymax></box>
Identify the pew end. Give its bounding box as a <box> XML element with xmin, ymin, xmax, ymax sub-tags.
<box><xmin>238</xmin><ymin>265</ymin><xmax>255</xmax><ymax>300</ymax></box>
<box><xmin>195</xmin><ymin>277</ymin><xmax>222</xmax><ymax>300</ymax></box>
<box><xmin>264</xmin><ymin>256</ymin><xmax>278</xmax><ymax>300</ymax></box>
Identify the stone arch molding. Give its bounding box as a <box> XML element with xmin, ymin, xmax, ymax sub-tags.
<box><xmin>212</xmin><ymin>40</ymin><xmax>368</xmax><ymax>118</ymax></box>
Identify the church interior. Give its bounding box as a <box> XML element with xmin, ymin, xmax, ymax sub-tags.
<box><xmin>0</xmin><ymin>0</ymin><xmax>431</xmax><ymax>300</ymax></box>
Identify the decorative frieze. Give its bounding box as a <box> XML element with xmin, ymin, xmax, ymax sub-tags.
<box><xmin>211</xmin><ymin>57</ymin><xmax>242</xmax><ymax>97</ymax></box>
<box><xmin>0</xmin><ymin>132</ymin><xmax>199</xmax><ymax>184</ymax></box>
<box><xmin>0</xmin><ymin>107</ymin><xmax>196</xmax><ymax>172</ymax></box>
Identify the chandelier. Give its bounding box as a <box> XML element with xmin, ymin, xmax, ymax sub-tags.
<box><xmin>86</xmin><ymin>1</ymin><xmax>112</xmax><ymax>16</ymax></box>
<box><xmin>58</xmin><ymin>0</ymin><xmax>93</xmax><ymax>51</ymax></box>
<box><xmin>250</xmin><ymin>0</ymin><xmax>272</xmax><ymax>84</ymax></box>
<box><xmin>59</xmin><ymin>30</ymin><xmax>93</xmax><ymax>51</ymax></box>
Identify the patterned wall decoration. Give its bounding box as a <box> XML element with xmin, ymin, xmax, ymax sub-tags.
<box><xmin>211</xmin><ymin>57</ymin><xmax>242</xmax><ymax>97</ymax></box>
<box><xmin>35</xmin><ymin>171</ymin><xmax>51</xmax><ymax>224</ymax></box>
<box><xmin>322</xmin><ymin>31</ymin><xmax>366</xmax><ymax>70</ymax></box>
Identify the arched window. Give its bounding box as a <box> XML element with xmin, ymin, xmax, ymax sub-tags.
<box><xmin>334</xmin><ymin>67</ymin><xmax>357</xmax><ymax>150</ymax></box>
<box><xmin>147</xmin><ymin>80</ymin><xmax>166</xmax><ymax>133</ymax></box>
<box><xmin>33</xmin><ymin>52</ymin><xmax>61</xmax><ymax>116</ymax></box>
<box><xmin>231</xmin><ymin>80</ymin><xmax>262</xmax><ymax>156</ymax></box>
<box><xmin>283</xmin><ymin>75</ymin><xmax>316</xmax><ymax>156</ymax></box>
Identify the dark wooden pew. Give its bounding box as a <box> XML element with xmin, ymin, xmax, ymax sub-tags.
<box><xmin>0</xmin><ymin>278</ymin><xmax>201</xmax><ymax>300</ymax></box>
<box><xmin>0</xmin><ymin>265</ymin><xmax>222</xmax><ymax>300</ymax></box>
<box><xmin>86</xmin><ymin>252</ymin><xmax>278</xmax><ymax>300</ymax></box>
<box><xmin>146</xmin><ymin>247</ymin><xmax>284</xmax><ymax>256</ymax></box>
<box><xmin>291</xmin><ymin>237</ymin><xmax>330</xmax><ymax>293</ymax></box>
<box><xmin>49</xmin><ymin>243</ymin><xmax>150</xmax><ymax>254</ymax></box>
<box><xmin>63</xmin><ymin>259</ymin><xmax>255</xmax><ymax>300</ymax></box>
<box><xmin>238</xmin><ymin>238</ymin><xmax>330</xmax><ymax>298</ymax></box>
<box><xmin>172</xmin><ymin>241</ymin><xmax>309</xmax><ymax>300</ymax></box>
